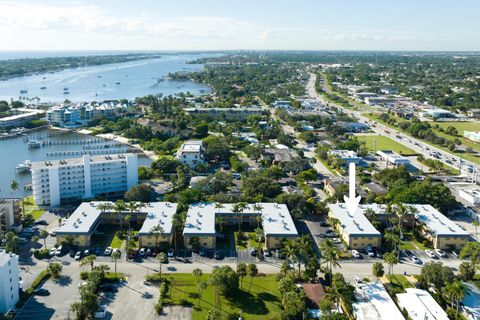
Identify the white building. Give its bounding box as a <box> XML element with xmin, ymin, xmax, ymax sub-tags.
<box><xmin>31</xmin><ymin>154</ymin><xmax>138</xmax><ymax>206</ymax></box>
<box><xmin>397</xmin><ymin>288</ymin><xmax>449</xmax><ymax>320</ymax></box>
<box><xmin>377</xmin><ymin>150</ymin><xmax>410</xmax><ymax>165</ymax></box>
<box><xmin>353</xmin><ymin>282</ymin><xmax>404</xmax><ymax>320</ymax></box>
<box><xmin>0</xmin><ymin>250</ymin><xmax>20</xmax><ymax>314</ymax></box>
<box><xmin>0</xmin><ymin>109</ymin><xmax>45</xmax><ymax>129</ymax></box>
<box><xmin>46</xmin><ymin>105</ymin><xmax>81</xmax><ymax>128</ymax></box>
<box><xmin>328</xmin><ymin>150</ymin><xmax>362</xmax><ymax>165</ymax></box>
<box><xmin>459</xmin><ymin>189</ymin><xmax>480</xmax><ymax>205</ymax></box>
<box><xmin>176</xmin><ymin>141</ymin><xmax>205</xmax><ymax>168</ymax></box>
<box><xmin>420</xmin><ymin>108</ymin><xmax>453</xmax><ymax>119</ymax></box>
<box><xmin>464</xmin><ymin>131</ymin><xmax>480</xmax><ymax>143</ymax></box>
<box><xmin>0</xmin><ymin>199</ymin><xmax>22</xmax><ymax>234</ymax></box>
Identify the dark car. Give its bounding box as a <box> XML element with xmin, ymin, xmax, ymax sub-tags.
<box><xmin>319</xmin><ymin>221</ymin><xmax>330</xmax><ymax>227</ymax></box>
<box><xmin>33</xmin><ymin>288</ymin><xmax>50</xmax><ymax>296</ymax></box>
<box><xmin>249</xmin><ymin>248</ymin><xmax>257</xmax><ymax>256</ymax></box>
<box><xmin>99</xmin><ymin>284</ymin><xmax>117</xmax><ymax>293</ymax></box>
<box><xmin>69</xmin><ymin>248</ymin><xmax>77</xmax><ymax>258</ymax></box>
<box><xmin>214</xmin><ymin>250</ymin><xmax>222</xmax><ymax>259</ymax></box>
<box><xmin>33</xmin><ymin>220</ymin><xmax>48</xmax><ymax>226</ymax></box>
<box><xmin>129</xmin><ymin>250</ymin><xmax>138</xmax><ymax>260</ymax></box>
<box><xmin>95</xmin><ymin>247</ymin><xmax>102</xmax><ymax>256</ymax></box>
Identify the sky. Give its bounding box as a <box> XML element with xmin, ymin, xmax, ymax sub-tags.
<box><xmin>0</xmin><ymin>0</ymin><xmax>479</xmax><ymax>51</ymax></box>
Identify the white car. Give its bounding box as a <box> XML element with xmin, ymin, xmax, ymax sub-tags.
<box><xmin>366</xmin><ymin>247</ymin><xmax>375</xmax><ymax>257</ymax></box>
<box><xmin>139</xmin><ymin>248</ymin><xmax>146</xmax><ymax>257</ymax></box>
<box><xmin>351</xmin><ymin>250</ymin><xmax>361</xmax><ymax>259</ymax></box>
<box><xmin>74</xmin><ymin>251</ymin><xmax>82</xmax><ymax>260</ymax></box>
<box><xmin>55</xmin><ymin>245</ymin><xmax>63</xmax><ymax>256</ymax></box>
<box><xmin>104</xmin><ymin>247</ymin><xmax>112</xmax><ymax>256</ymax></box>
<box><xmin>49</xmin><ymin>247</ymin><xmax>57</xmax><ymax>256</ymax></box>
<box><xmin>425</xmin><ymin>250</ymin><xmax>436</xmax><ymax>258</ymax></box>
<box><xmin>167</xmin><ymin>249</ymin><xmax>174</xmax><ymax>257</ymax></box>
<box><xmin>48</xmin><ymin>228</ymin><xmax>59</xmax><ymax>236</ymax></box>
<box><xmin>411</xmin><ymin>255</ymin><xmax>422</xmax><ymax>264</ymax></box>
<box><xmin>435</xmin><ymin>249</ymin><xmax>446</xmax><ymax>257</ymax></box>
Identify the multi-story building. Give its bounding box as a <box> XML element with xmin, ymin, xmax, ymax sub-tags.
<box><xmin>0</xmin><ymin>109</ymin><xmax>45</xmax><ymax>129</ymax></box>
<box><xmin>47</xmin><ymin>102</ymin><xmax>127</xmax><ymax>128</ymax></box>
<box><xmin>459</xmin><ymin>189</ymin><xmax>480</xmax><ymax>205</ymax></box>
<box><xmin>31</xmin><ymin>154</ymin><xmax>138</xmax><ymax>206</ymax></box>
<box><xmin>0</xmin><ymin>250</ymin><xmax>20</xmax><ymax>314</ymax></box>
<box><xmin>464</xmin><ymin>131</ymin><xmax>480</xmax><ymax>143</ymax></box>
<box><xmin>183</xmin><ymin>203</ymin><xmax>298</xmax><ymax>250</ymax></box>
<box><xmin>0</xmin><ymin>199</ymin><xmax>22</xmax><ymax>235</ymax></box>
<box><xmin>327</xmin><ymin>203</ymin><xmax>382</xmax><ymax>249</ymax></box>
<box><xmin>56</xmin><ymin>202</ymin><xmax>177</xmax><ymax>247</ymax></box>
<box><xmin>46</xmin><ymin>105</ymin><xmax>81</xmax><ymax>127</ymax></box>
<box><xmin>176</xmin><ymin>141</ymin><xmax>205</xmax><ymax>168</ymax></box>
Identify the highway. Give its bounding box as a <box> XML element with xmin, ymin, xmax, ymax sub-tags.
<box><xmin>307</xmin><ymin>73</ymin><xmax>479</xmax><ymax>179</ymax></box>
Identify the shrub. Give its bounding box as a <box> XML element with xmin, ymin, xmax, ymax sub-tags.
<box><xmin>27</xmin><ymin>270</ymin><xmax>50</xmax><ymax>294</ymax></box>
<box><xmin>80</xmin><ymin>272</ymin><xmax>89</xmax><ymax>280</ymax></box>
<box><xmin>145</xmin><ymin>273</ymin><xmax>163</xmax><ymax>284</ymax></box>
<box><xmin>33</xmin><ymin>248</ymin><xmax>50</xmax><ymax>259</ymax></box>
<box><xmin>154</xmin><ymin>279</ymin><xmax>170</xmax><ymax>315</ymax></box>
<box><xmin>103</xmin><ymin>272</ymin><xmax>125</xmax><ymax>283</ymax></box>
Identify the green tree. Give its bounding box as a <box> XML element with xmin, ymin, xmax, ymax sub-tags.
<box><xmin>197</xmin><ymin>281</ymin><xmax>208</xmax><ymax>307</ymax></box>
<box><xmin>193</xmin><ymin>268</ymin><xmax>203</xmax><ymax>284</ymax></box>
<box><xmin>47</xmin><ymin>262</ymin><xmax>63</xmax><ymax>279</ymax></box>
<box><xmin>39</xmin><ymin>229</ymin><xmax>49</xmax><ymax>248</ymax></box>
<box><xmin>80</xmin><ymin>255</ymin><xmax>97</xmax><ymax>271</ymax></box>
<box><xmin>472</xmin><ymin>218</ymin><xmax>479</xmax><ymax>241</ymax></box>
<box><xmin>443</xmin><ymin>280</ymin><xmax>467</xmax><ymax>312</ymax></box>
<box><xmin>236</xmin><ymin>262</ymin><xmax>247</xmax><ymax>289</ymax></box>
<box><xmin>209</xmin><ymin>265</ymin><xmax>238</xmax><ymax>297</ymax></box>
<box><xmin>157</xmin><ymin>252</ymin><xmax>167</xmax><ymax>278</ymax></box>
<box><xmin>150</xmin><ymin>225</ymin><xmax>165</xmax><ymax>249</ymax></box>
<box><xmin>282</xmin><ymin>290</ymin><xmax>306</xmax><ymax>320</ymax></box>
<box><xmin>384</xmin><ymin>251</ymin><xmax>398</xmax><ymax>276</ymax></box>
<box><xmin>5</xmin><ymin>231</ymin><xmax>18</xmax><ymax>253</ymax></box>
<box><xmin>111</xmin><ymin>250</ymin><xmax>121</xmax><ymax>274</ymax></box>
<box><xmin>459</xmin><ymin>262</ymin><xmax>476</xmax><ymax>281</ymax></box>
<box><xmin>319</xmin><ymin>239</ymin><xmax>340</xmax><ymax>283</ymax></box>
<box><xmin>125</xmin><ymin>184</ymin><xmax>152</xmax><ymax>202</ymax></box>
<box><xmin>372</xmin><ymin>262</ymin><xmax>385</xmax><ymax>280</ymax></box>
<box><xmin>113</xmin><ymin>200</ymin><xmax>127</xmax><ymax>231</ymax></box>
<box><xmin>247</xmin><ymin>263</ymin><xmax>258</xmax><ymax>291</ymax></box>
<box><xmin>460</xmin><ymin>242</ymin><xmax>480</xmax><ymax>270</ymax></box>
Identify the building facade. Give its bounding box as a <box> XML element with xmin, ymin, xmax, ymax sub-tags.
<box><xmin>0</xmin><ymin>199</ymin><xmax>22</xmax><ymax>234</ymax></box>
<box><xmin>0</xmin><ymin>250</ymin><xmax>20</xmax><ymax>314</ymax></box>
<box><xmin>176</xmin><ymin>141</ymin><xmax>205</xmax><ymax>168</ymax></box>
<box><xmin>32</xmin><ymin>154</ymin><xmax>138</xmax><ymax>206</ymax></box>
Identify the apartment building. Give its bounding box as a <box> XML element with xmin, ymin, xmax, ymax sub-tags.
<box><xmin>183</xmin><ymin>203</ymin><xmax>298</xmax><ymax>250</ymax></box>
<box><xmin>56</xmin><ymin>201</ymin><xmax>177</xmax><ymax>247</ymax></box>
<box><xmin>0</xmin><ymin>109</ymin><xmax>44</xmax><ymax>129</ymax></box>
<box><xmin>31</xmin><ymin>154</ymin><xmax>138</xmax><ymax>206</ymax></box>
<box><xmin>0</xmin><ymin>250</ymin><xmax>20</xmax><ymax>314</ymax></box>
<box><xmin>47</xmin><ymin>102</ymin><xmax>127</xmax><ymax>128</ymax></box>
<box><xmin>176</xmin><ymin>140</ymin><xmax>205</xmax><ymax>168</ymax></box>
<box><xmin>0</xmin><ymin>199</ymin><xmax>22</xmax><ymax>235</ymax></box>
<box><xmin>46</xmin><ymin>105</ymin><xmax>81</xmax><ymax>127</ymax></box>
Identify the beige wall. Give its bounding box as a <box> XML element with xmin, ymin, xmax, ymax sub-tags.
<box><xmin>138</xmin><ymin>234</ymin><xmax>172</xmax><ymax>247</ymax></box>
<box><xmin>57</xmin><ymin>234</ymin><xmax>91</xmax><ymax>247</ymax></box>
<box><xmin>434</xmin><ymin>236</ymin><xmax>469</xmax><ymax>250</ymax></box>
<box><xmin>348</xmin><ymin>236</ymin><xmax>381</xmax><ymax>249</ymax></box>
<box><xmin>183</xmin><ymin>235</ymin><xmax>216</xmax><ymax>249</ymax></box>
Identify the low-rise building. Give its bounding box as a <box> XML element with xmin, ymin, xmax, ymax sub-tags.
<box><xmin>0</xmin><ymin>250</ymin><xmax>20</xmax><ymax>314</ymax></box>
<box><xmin>459</xmin><ymin>189</ymin><xmax>480</xmax><ymax>205</ymax></box>
<box><xmin>420</xmin><ymin>108</ymin><xmax>453</xmax><ymax>119</ymax></box>
<box><xmin>183</xmin><ymin>203</ymin><xmax>298</xmax><ymax>250</ymax></box>
<box><xmin>32</xmin><ymin>154</ymin><xmax>138</xmax><ymax>206</ymax></box>
<box><xmin>354</xmin><ymin>92</ymin><xmax>378</xmax><ymax>101</ymax></box>
<box><xmin>396</xmin><ymin>288</ymin><xmax>449</xmax><ymax>320</ymax></box>
<box><xmin>176</xmin><ymin>140</ymin><xmax>205</xmax><ymax>168</ymax></box>
<box><xmin>353</xmin><ymin>282</ymin><xmax>405</xmax><ymax>320</ymax></box>
<box><xmin>0</xmin><ymin>109</ymin><xmax>45</xmax><ymax>129</ymax></box>
<box><xmin>464</xmin><ymin>131</ymin><xmax>480</xmax><ymax>143</ymax></box>
<box><xmin>337</xmin><ymin>121</ymin><xmax>369</xmax><ymax>133</ymax></box>
<box><xmin>0</xmin><ymin>199</ymin><xmax>22</xmax><ymax>234</ymax></box>
<box><xmin>327</xmin><ymin>203</ymin><xmax>382</xmax><ymax>249</ymax></box>
<box><xmin>56</xmin><ymin>201</ymin><xmax>177</xmax><ymax>247</ymax></box>
<box><xmin>377</xmin><ymin>150</ymin><xmax>410</xmax><ymax>165</ymax></box>
<box><xmin>328</xmin><ymin>150</ymin><xmax>362</xmax><ymax>166</ymax></box>
<box><xmin>412</xmin><ymin>204</ymin><xmax>471</xmax><ymax>250</ymax></box>
<box><xmin>467</xmin><ymin>109</ymin><xmax>480</xmax><ymax>118</ymax></box>
<box><xmin>183</xmin><ymin>106</ymin><xmax>263</xmax><ymax>119</ymax></box>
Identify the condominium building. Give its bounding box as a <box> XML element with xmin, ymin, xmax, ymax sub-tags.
<box><xmin>46</xmin><ymin>105</ymin><xmax>81</xmax><ymax>128</ymax></box>
<box><xmin>0</xmin><ymin>199</ymin><xmax>22</xmax><ymax>235</ymax></box>
<box><xmin>176</xmin><ymin>140</ymin><xmax>205</xmax><ymax>168</ymax></box>
<box><xmin>0</xmin><ymin>250</ymin><xmax>20</xmax><ymax>314</ymax></box>
<box><xmin>0</xmin><ymin>109</ymin><xmax>45</xmax><ymax>129</ymax></box>
<box><xmin>47</xmin><ymin>102</ymin><xmax>127</xmax><ymax>128</ymax></box>
<box><xmin>183</xmin><ymin>203</ymin><xmax>298</xmax><ymax>250</ymax></box>
<box><xmin>56</xmin><ymin>201</ymin><xmax>177</xmax><ymax>247</ymax></box>
<box><xmin>31</xmin><ymin>154</ymin><xmax>138</xmax><ymax>206</ymax></box>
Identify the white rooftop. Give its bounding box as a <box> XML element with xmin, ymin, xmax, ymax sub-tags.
<box><xmin>31</xmin><ymin>153</ymin><xmax>135</xmax><ymax>170</ymax></box>
<box><xmin>179</xmin><ymin>140</ymin><xmax>203</xmax><ymax>153</ymax></box>
<box><xmin>328</xmin><ymin>150</ymin><xmax>360</xmax><ymax>158</ymax></box>
<box><xmin>57</xmin><ymin>202</ymin><xmax>104</xmax><ymax>234</ymax></box>
<box><xmin>183</xmin><ymin>203</ymin><xmax>298</xmax><ymax>237</ymax></box>
<box><xmin>137</xmin><ymin>202</ymin><xmax>178</xmax><ymax>236</ymax></box>
<box><xmin>397</xmin><ymin>288</ymin><xmax>449</xmax><ymax>320</ymax></box>
<box><xmin>353</xmin><ymin>282</ymin><xmax>405</xmax><ymax>320</ymax></box>
<box><xmin>411</xmin><ymin>204</ymin><xmax>470</xmax><ymax>237</ymax></box>
<box><xmin>328</xmin><ymin>203</ymin><xmax>382</xmax><ymax>237</ymax></box>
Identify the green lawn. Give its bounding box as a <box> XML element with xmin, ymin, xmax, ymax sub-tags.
<box><xmin>22</xmin><ymin>196</ymin><xmax>45</xmax><ymax>220</ymax></box>
<box><xmin>234</xmin><ymin>232</ymin><xmax>261</xmax><ymax>250</ymax></box>
<box><xmin>386</xmin><ymin>274</ymin><xmax>413</xmax><ymax>289</ymax></box>
<box><xmin>110</xmin><ymin>234</ymin><xmax>124</xmax><ymax>249</ymax></box>
<box><xmin>165</xmin><ymin>274</ymin><xmax>283</xmax><ymax>320</ymax></box>
<box><xmin>436</xmin><ymin>121</ymin><xmax>480</xmax><ymax>135</ymax></box>
<box><xmin>398</xmin><ymin>232</ymin><xmax>431</xmax><ymax>251</ymax></box>
<box><xmin>356</xmin><ymin>134</ymin><xmax>416</xmax><ymax>155</ymax></box>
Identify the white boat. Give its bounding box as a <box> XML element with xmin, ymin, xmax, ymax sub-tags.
<box><xmin>27</xmin><ymin>140</ymin><xmax>41</xmax><ymax>148</ymax></box>
<box><xmin>16</xmin><ymin>160</ymin><xmax>32</xmax><ymax>174</ymax></box>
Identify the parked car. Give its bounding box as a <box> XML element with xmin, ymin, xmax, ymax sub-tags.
<box><xmin>75</xmin><ymin>251</ymin><xmax>82</xmax><ymax>260</ymax></box>
<box><xmin>55</xmin><ymin>245</ymin><xmax>63</xmax><ymax>256</ymax></box>
<box><xmin>69</xmin><ymin>248</ymin><xmax>77</xmax><ymax>258</ymax></box>
<box><xmin>112</xmin><ymin>248</ymin><xmax>121</xmax><ymax>257</ymax></box>
<box><xmin>84</xmin><ymin>249</ymin><xmax>90</xmax><ymax>256</ymax></box>
<box><xmin>48</xmin><ymin>228</ymin><xmax>59</xmax><ymax>236</ymax></box>
<box><xmin>214</xmin><ymin>250</ymin><xmax>222</xmax><ymax>259</ymax></box>
<box><xmin>139</xmin><ymin>248</ymin><xmax>146</xmax><ymax>257</ymax></box>
<box><xmin>199</xmin><ymin>249</ymin><xmax>206</xmax><ymax>257</ymax></box>
<box><xmin>146</xmin><ymin>248</ymin><xmax>152</xmax><ymax>257</ymax></box>
<box><xmin>167</xmin><ymin>249</ymin><xmax>175</xmax><ymax>257</ymax></box>
<box><xmin>104</xmin><ymin>247</ymin><xmax>112</xmax><ymax>256</ymax></box>
<box><xmin>249</xmin><ymin>248</ymin><xmax>257</xmax><ymax>256</ymax></box>
<box><xmin>435</xmin><ymin>249</ymin><xmax>447</xmax><ymax>258</ymax></box>
<box><xmin>33</xmin><ymin>288</ymin><xmax>50</xmax><ymax>296</ymax></box>
<box><xmin>366</xmin><ymin>246</ymin><xmax>375</xmax><ymax>257</ymax></box>
<box><xmin>128</xmin><ymin>249</ymin><xmax>138</xmax><ymax>260</ymax></box>
<box><xmin>425</xmin><ymin>250</ymin><xmax>436</xmax><ymax>258</ymax></box>
<box><xmin>95</xmin><ymin>247</ymin><xmax>102</xmax><ymax>256</ymax></box>
<box><xmin>49</xmin><ymin>247</ymin><xmax>57</xmax><ymax>256</ymax></box>
<box><xmin>264</xmin><ymin>250</ymin><xmax>271</xmax><ymax>257</ymax></box>
<box><xmin>411</xmin><ymin>255</ymin><xmax>422</xmax><ymax>264</ymax></box>
<box><xmin>33</xmin><ymin>220</ymin><xmax>48</xmax><ymax>226</ymax></box>
<box><xmin>351</xmin><ymin>250</ymin><xmax>361</xmax><ymax>259</ymax></box>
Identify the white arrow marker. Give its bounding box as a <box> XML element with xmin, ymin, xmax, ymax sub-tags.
<box><xmin>343</xmin><ymin>162</ymin><xmax>361</xmax><ymax>215</ymax></box>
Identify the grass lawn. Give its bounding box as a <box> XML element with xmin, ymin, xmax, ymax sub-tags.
<box><xmin>399</xmin><ymin>233</ymin><xmax>431</xmax><ymax>251</ymax></box>
<box><xmin>110</xmin><ymin>234</ymin><xmax>123</xmax><ymax>248</ymax></box>
<box><xmin>166</xmin><ymin>273</ymin><xmax>283</xmax><ymax>320</ymax></box>
<box><xmin>22</xmin><ymin>196</ymin><xmax>45</xmax><ymax>220</ymax></box>
<box><xmin>317</xmin><ymin>157</ymin><xmax>341</xmax><ymax>176</ymax></box>
<box><xmin>234</xmin><ymin>232</ymin><xmax>261</xmax><ymax>250</ymax></box>
<box><xmin>385</xmin><ymin>274</ymin><xmax>413</xmax><ymax>289</ymax></box>
<box><xmin>356</xmin><ymin>134</ymin><xmax>416</xmax><ymax>155</ymax></box>
<box><xmin>435</xmin><ymin>121</ymin><xmax>480</xmax><ymax>135</ymax></box>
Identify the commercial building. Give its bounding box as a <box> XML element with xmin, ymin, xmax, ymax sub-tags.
<box><xmin>0</xmin><ymin>250</ymin><xmax>20</xmax><ymax>314</ymax></box>
<box><xmin>327</xmin><ymin>150</ymin><xmax>362</xmax><ymax>166</ymax></box>
<box><xmin>32</xmin><ymin>154</ymin><xmax>138</xmax><ymax>206</ymax></box>
<box><xmin>0</xmin><ymin>199</ymin><xmax>22</xmax><ymax>234</ymax></box>
<box><xmin>464</xmin><ymin>131</ymin><xmax>480</xmax><ymax>143</ymax></box>
<box><xmin>0</xmin><ymin>109</ymin><xmax>45</xmax><ymax>129</ymax></box>
<box><xmin>354</xmin><ymin>92</ymin><xmax>378</xmax><ymax>101</ymax></box>
<box><xmin>396</xmin><ymin>288</ymin><xmax>449</xmax><ymax>320</ymax></box>
<box><xmin>327</xmin><ymin>203</ymin><xmax>382</xmax><ymax>249</ymax></box>
<box><xmin>183</xmin><ymin>203</ymin><xmax>298</xmax><ymax>250</ymax></box>
<box><xmin>420</xmin><ymin>108</ymin><xmax>453</xmax><ymax>119</ymax></box>
<box><xmin>411</xmin><ymin>204</ymin><xmax>471</xmax><ymax>250</ymax></box>
<box><xmin>56</xmin><ymin>201</ymin><xmax>177</xmax><ymax>247</ymax></box>
<box><xmin>176</xmin><ymin>140</ymin><xmax>205</xmax><ymax>168</ymax></box>
<box><xmin>377</xmin><ymin>150</ymin><xmax>410</xmax><ymax>166</ymax></box>
<box><xmin>459</xmin><ymin>189</ymin><xmax>480</xmax><ymax>205</ymax></box>
<box><xmin>353</xmin><ymin>282</ymin><xmax>404</xmax><ymax>320</ymax></box>
<box><xmin>183</xmin><ymin>106</ymin><xmax>263</xmax><ymax>119</ymax></box>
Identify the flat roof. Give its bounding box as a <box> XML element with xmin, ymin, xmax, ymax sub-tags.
<box><xmin>0</xmin><ymin>111</ymin><xmax>42</xmax><ymax>122</ymax></box>
<box><xmin>183</xmin><ymin>203</ymin><xmax>298</xmax><ymax>237</ymax></box>
<box><xmin>328</xmin><ymin>203</ymin><xmax>382</xmax><ymax>237</ymax></box>
<box><xmin>31</xmin><ymin>153</ymin><xmax>135</xmax><ymax>170</ymax></box>
<box><xmin>328</xmin><ymin>150</ymin><xmax>360</xmax><ymax>158</ymax></box>
<box><xmin>411</xmin><ymin>204</ymin><xmax>470</xmax><ymax>237</ymax></box>
<box><xmin>180</xmin><ymin>141</ymin><xmax>203</xmax><ymax>152</ymax></box>
<box><xmin>137</xmin><ymin>202</ymin><xmax>178</xmax><ymax>236</ymax></box>
<box><xmin>397</xmin><ymin>288</ymin><xmax>449</xmax><ymax>320</ymax></box>
<box><xmin>353</xmin><ymin>282</ymin><xmax>405</xmax><ymax>320</ymax></box>
<box><xmin>0</xmin><ymin>249</ymin><xmax>18</xmax><ymax>267</ymax></box>
<box><xmin>57</xmin><ymin>202</ymin><xmax>104</xmax><ymax>235</ymax></box>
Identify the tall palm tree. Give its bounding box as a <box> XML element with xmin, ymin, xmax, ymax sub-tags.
<box><xmin>111</xmin><ymin>250</ymin><xmax>121</xmax><ymax>274</ymax></box>
<box><xmin>97</xmin><ymin>202</ymin><xmax>112</xmax><ymax>213</ymax></box>
<box><xmin>282</xmin><ymin>239</ymin><xmax>299</xmax><ymax>278</ymax></box>
<box><xmin>157</xmin><ymin>252</ymin><xmax>167</xmax><ymax>278</ymax></box>
<box><xmin>113</xmin><ymin>200</ymin><xmax>127</xmax><ymax>231</ymax></box>
<box><xmin>384</xmin><ymin>251</ymin><xmax>398</xmax><ymax>276</ymax></box>
<box><xmin>247</xmin><ymin>263</ymin><xmax>258</xmax><ymax>291</ymax></box>
<box><xmin>473</xmin><ymin>218</ymin><xmax>480</xmax><ymax>240</ymax></box>
<box><xmin>234</xmin><ymin>202</ymin><xmax>248</xmax><ymax>233</ymax></box>
<box><xmin>214</xmin><ymin>202</ymin><xmax>224</xmax><ymax>215</ymax></box>
<box><xmin>443</xmin><ymin>280</ymin><xmax>467</xmax><ymax>312</ymax></box>
<box><xmin>10</xmin><ymin>180</ymin><xmax>19</xmax><ymax>196</ymax></box>
<box><xmin>319</xmin><ymin>239</ymin><xmax>340</xmax><ymax>282</ymax></box>
<box><xmin>215</xmin><ymin>215</ymin><xmax>224</xmax><ymax>234</ymax></box>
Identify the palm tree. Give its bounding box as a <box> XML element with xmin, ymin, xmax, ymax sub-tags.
<box><xmin>443</xmin><ymin>280</ymin><xmax>467</xmax><ymax>312</ymax></box>
<box><xmin>253</xmin><ymin>203</ymin><xmax>263</xmax><ymax>227</ymax></box>
<box><xmin>197</xmin><ymin>281</ymin><xmax>208</xmax><ymax>307</ymax></box>
<box><xmin>150</xmin><ymin>225</ymin><xmax>164</xmax><ymax>248</ymax></box>
<box><xmin>39</xmin><ymin>229</ymin><xmax>48</xmax><ymax>248</ymax></box>
<box><xmin>113</xmin><ymin>200</ymin><xmax>127</xmax><ymax>231</ymax></box>
<box><xmin>319</xmin><ymin>239</ymin><xmax>340</xmax><ymax>283</ymax></box>
<box><xmin>296</xmin><ymin>235</ymin><xmax>310</xmax><ymax>278</ymax></box>
<box><xmin>237</xmin><ymin>262</ymin><xmax>247</xmax><ymax>288</ymax></box>
<box><xmin>111</xmin><ymin>250</ymin><xmax>121</xmax><ymax>274</ymax></box>
<box><xmin>395</xmin><ymin>204</ymin><xmax>409</xmax><ymax>232</ymax></box>
<box><xmin>10</xmin><ymin>180</ymin><xmax>19</xmax><ymax>196</ymax></box>
<box><xmin>157</xmin><ymin>252</ymin><xmax>166</xmax><ymax>278</ymax></box>
<box><xmin>473</xmin><ymin>218</ymin><xmax>480</xmax><ymax>240</ymax></box>
<box><xmin>384</xmin><ymin>251</ymin><xmax>398</xmax><ymax>276</ymax></box>
<box><xmin>247</xmin><ymin>263</ymin><xmax>258</xmax><ymax>291</ymax></box>
<box><xmin>97</xmin><ymin>202</ymin><xmax>112</xmax><ymax>213</ymax></box>
<box><xmin>364</xmin><ymin>208</ymin><xmax>376</xmax><ymax>223</ymax></box>
<box><xmin>214</xmin><ymin>202</ymin><xmax>224</xmax><ymax>215</ymax></box>
<box><xmin>215</xmin><ymin>216</ymin><xmax>224</xmax><ymax>234</ymax></box>
<box><xmin>193</xmin><ymin>268</ymin><xmax>203</xmax><ymax>283</ymax></box>
<box><xmin>282</xmin><ymin>239</ymin><xmax>299</xmax><ymax>279</ymax></box>
<box><xmin>124</xmin><ymin>214</ymin><xmax>132</xmax><ymax>236</ymax></box>
<box><xmin>80</xmin><ymin>255</ymin><xmax>97</xmax><ymax>271</ymax></box>
<box><xmin>233</xmin><ymin>202</ymin><xmax>248</xmax><ymax>233</ymax></box>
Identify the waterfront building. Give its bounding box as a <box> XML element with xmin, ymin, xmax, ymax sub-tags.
<box><xmin>0</xmin><ymin>199</ymin><xmax>22</xmax><ymax>234</ymax></box>
<box><xmin>0</xmin><ymin>250</ymin><xmax>20</xmax><ymax>314</ymax></box>
<box><xmin>0</xmin><ymin>109</ymin><xmax>45</xmax><ymax>129</ymax></box>
<box><xmin>31</xmin><ymin>154</ymin><xmax>138</xmax><ymax>206</ymax></box>
<box><xmin>176</xmin><ymin>140</ymin><xmax>205</xmax><ymax>168</ymax></box>
<box><xmin>353</xmin><ymin>282</ymin><xmax>405</xmax><ymax>320</ymax></box>
<box><xmin>46</xmin><ymin>105</ymin><xmax>81</xmax><ymax>128</ymax></box>
<box><xmin>183</xmin><ymin>203</ymin><xmax>298</xmax><ymax>250</ymax></box>
<box><xmin>47</xmin><ymin>102</ymin><xmax>127</xmax><ymax>128</ymax></box>
<box><xmin>56</xmin><ymin>201</ymin><xmax>177</xmax><ymax>247</ymax></box>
